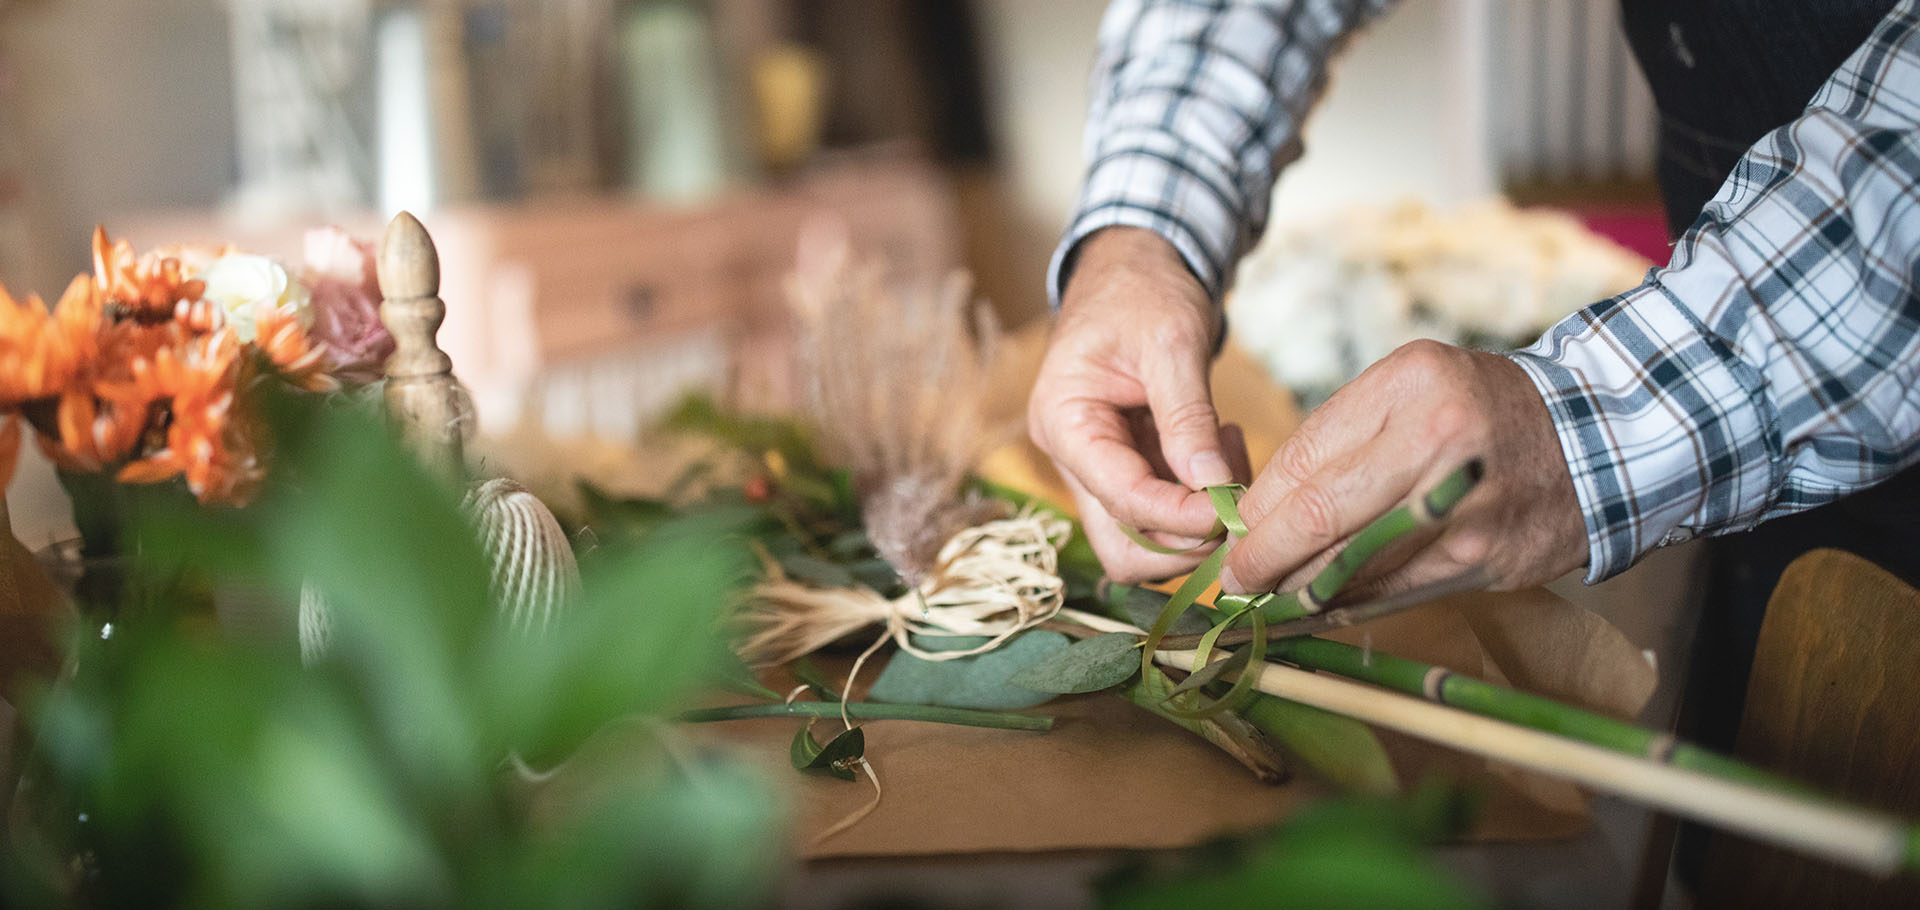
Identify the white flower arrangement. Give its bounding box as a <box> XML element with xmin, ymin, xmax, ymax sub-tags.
<box><xmin>1227</xmin><ymin>199</ymin><xmax>1652</xmax><ymax>405</ymax></box>
<box><xmin>198</xmin><ymin>252</ymin><xmax>313</xmax><ymax>342</ymax></box>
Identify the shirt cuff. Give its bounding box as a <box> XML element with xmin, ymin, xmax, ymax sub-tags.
<box><xmin>1047</xmin><ymin>145</ymin><xmax>1246</xmax><ymax>309</ymax></box>
<box><xmin>1507</xmin><ymin>280</ymin><xmax>1776</xmax><ymax>583</ymax></box>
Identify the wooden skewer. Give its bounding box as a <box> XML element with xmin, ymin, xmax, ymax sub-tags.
<box><xmin>1154</xmin><ymin>648</ymin><xmax>1914</xmax><ymax>877</ymax></box>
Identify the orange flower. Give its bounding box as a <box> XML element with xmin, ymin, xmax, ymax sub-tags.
<box><xmin>92</xmin><ymin>225</ymin><xmax>208</xmax><ymax>322</ymax></box>
<box><xmin>46</xmin><ymin>388</ymin><xmax>148</xmax><ymax>471</ymax></box>
<box><xmin>253</xmin><ymin>301</ymin><xmax>338</xmax><ymax>392</ymax></box>
<box><xmin>115</xmin><ymin>330</ymin><xmax>264</xmax><ymax>505</ymax></box>
<box><xmin>0</xmin><ymin>275</ymin><xmax>102</xmax><ymax>407</ymax></box>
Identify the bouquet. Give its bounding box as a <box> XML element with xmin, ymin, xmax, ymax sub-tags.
<box><xmin>0</xmin><ymin>226</ymin><xmax>395</xmax><ymax>507</ymax></box>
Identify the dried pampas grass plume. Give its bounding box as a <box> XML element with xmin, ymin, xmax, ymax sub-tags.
<box><xmin>787</xmin><ymin>220</ymin><xmax>1005</xmax><ymax>585</ymax></box>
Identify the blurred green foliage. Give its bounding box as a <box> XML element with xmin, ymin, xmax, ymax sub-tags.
<box><xmin>5</xmin><ymin>398</ymin><xmax>784</xmax><ymax>909</ymax></box>
<box><xmin>1098</xmin><ymin>782</ymin><xmax>1489</xmax><ymax>910</ymax></box>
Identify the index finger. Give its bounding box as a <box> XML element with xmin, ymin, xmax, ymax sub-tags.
<box><xmin>1061</xmin><ymin>471</ymin><xmax>1212</xmax><ymax>583</ymax></box>
<box><xmin>1041</xmin><ymin>394</ymin><xmax>1222</xmax><ymax>537</ymax></box>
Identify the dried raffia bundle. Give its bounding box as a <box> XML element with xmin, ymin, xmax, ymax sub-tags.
<box><xmin>785</xmin><ymin>223</ymin><xmax>1004</xmax><ymax>585</ymax></box>
<box><xmin>739</xmin><ymin>226</ymin><xmax>1082</xmax><ymax>684</ymax></box>
<box><xmin>737</xmin><ymin>508</ymin><xmax>1073</xmax><ymax>667</ymax></box>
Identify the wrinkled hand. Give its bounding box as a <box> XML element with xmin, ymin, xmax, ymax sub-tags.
<box><xmin>1220</xmin><ymin>340</ymin><xmax>1589</xmax><ymax>597</ymax></box>
<box><xmin>1027</xmin><ymin>227</ymin><xmax>1248</xmax><ymax>582</ymax></box>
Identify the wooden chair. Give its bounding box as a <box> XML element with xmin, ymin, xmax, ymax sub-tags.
<box><xmin>1696</xmin><ymin>548</ymin><xmax>1920</xmax><ymax>907</ymax></box>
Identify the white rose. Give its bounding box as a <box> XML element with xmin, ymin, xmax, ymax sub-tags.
<box><xmin>197</xmin><ymin>253</ymin><xmax>311</xmax><ymax>342</ymax></box>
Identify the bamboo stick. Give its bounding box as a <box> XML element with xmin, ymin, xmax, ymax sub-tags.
<box><xmin>1155</xmin><ymin>649</ymin><xmax>1917</xmax><ymax>877</ymax></box>
<box><xmin>1262</xmin><ymin>635</ymin><xmax>1786</xmax><ymax>789</ymax></box>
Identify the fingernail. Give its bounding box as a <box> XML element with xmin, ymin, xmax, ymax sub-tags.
<box><xmin>1189</xmin><ymin>450</ymin><xmax>1232</xmax><ymax>487</ymax></box>
<box><xmin>1218</xmin><ymin>565</ymin><xmax>1243</xmax><ymax>594</ymax></box>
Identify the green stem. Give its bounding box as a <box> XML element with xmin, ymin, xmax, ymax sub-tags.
<box><xmin>1123</xmin><ymin>665</ymin><xmax>1286</xmax><ymax>783</ymax></box>
<box><xmin>678</xmin><ymin>701</ymin><xmax>1053</xmax><ymax>731</ymax></box>
<box><xmin>1300</xmin><ymin>459</ymin><xmax>1484</xmax><ymax>609</ymax></box>
<box><xmin>1230</xmin><ymin>687</ymin><xmax>1399</xmax><ymax>796</ymax></box>
<box><xmin>1263</xmin><ymin>636</ymin><xmax>1792</xmax><ymax>791</ymax></box>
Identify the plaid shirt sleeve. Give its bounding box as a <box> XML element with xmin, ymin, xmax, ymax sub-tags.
<box><xmin>1048</xmin><ymin>0</ymin><xmax>1393</xmax><ymax>306</ymax></box>
<box><xmin>1510</xmin><ymin>0</ymin><xmax>1920</xmax><ymax>582</ymax></box>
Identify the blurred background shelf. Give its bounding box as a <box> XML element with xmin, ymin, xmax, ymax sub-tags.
<box><xmin>108</xmin><ymin>150</ymin><xmax>962</xmax><ymax>437</ymax></box>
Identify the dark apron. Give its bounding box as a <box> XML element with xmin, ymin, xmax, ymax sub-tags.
<box><xmin>1619</xmin><ymin>0</ymin><xmax>1920</xmax><ymax>880</ymax></box>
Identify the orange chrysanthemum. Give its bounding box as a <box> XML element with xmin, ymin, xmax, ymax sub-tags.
<box><xmin>0</xmin><ymin>275</ymin><xmax>103</xmax><ymax>407</ymax></box>
<box><xmin>4</xmin><ymin>228</ymin><xmax>370</xmax><ymax>507</ymax></box>
<box><xmin>92</xmin><ymin>225</ymin><xmax>208</xmax><ymax>322</ymax></box>
<box><xmin>115</xmin><ymin>329</ymin><xmax>264</xmax><ymax>505</ymax></box>
<box><xmin>253</xmin><ymin>302</ymin><xmax>338</xmax><ymax>393</ymax></box>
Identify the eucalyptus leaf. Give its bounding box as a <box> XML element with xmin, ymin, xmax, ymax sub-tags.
<box><xmin>1006</xmin><ymin>633</ymin><xmax>1141</xmax><ymax>695</ymax></box>
<box><xmin>866</xmin><ymin>632</ymin><xmax>1070</xmax><ymax>709</ymax></box>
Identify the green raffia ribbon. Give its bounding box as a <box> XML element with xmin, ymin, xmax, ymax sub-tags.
<box><xmin>1137</xmin><ymin>542</ymin><xmax>1231</xmax><ymax>681</ymax></box>
<box><xmin>1118</xmin><ymin>524</ymin><xmax>1212</xmax><ymax>555</ymax></box>
<box><xmin>1131</xmin><ymin>484</ymin><xmax>1261</xmax><ymax>720</ymax></box>
<box><xmin>1158</xmin><ymin>607</ymin><xmax>1266</xmax><ymax>720</ymax></box>
<box><xmin>1116</xmin><ymin>483</ymin><xmax>1246</xmax><ymax>555</ymax></box>
<box><xmin>1133</xmin><ymin>483</ymin><xmax>1245</xmax><ymax>680</ymax></box>
<box><xmin>1131</xmin><ymin>460</ymin><xmax>1487</xmax><ymax>720</ymax></box>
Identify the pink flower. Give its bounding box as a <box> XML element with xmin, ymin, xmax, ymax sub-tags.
<box><xmin>300</xmin><ymin>227</ymin><xmax>394</xmax><ymax>385</ymax></box>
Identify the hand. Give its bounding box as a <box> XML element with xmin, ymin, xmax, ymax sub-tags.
<box><xmin>1220</xmin><ymin>340</ymin><xmax>1588</xmax><ymax>597</ymax></box>
<box><xmin>1027</xmin><ymin>227</ymin><xmax>1246</xmax><ymax>582</ymax></box>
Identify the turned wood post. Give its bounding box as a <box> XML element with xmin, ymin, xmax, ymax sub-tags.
<box><xmin>377</xmin><ymin>211</ymin><xmax>471</xmax><ymax>478</ymax></box>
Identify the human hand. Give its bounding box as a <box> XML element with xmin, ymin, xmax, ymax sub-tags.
<box><xmin>1220</xmin><ymin>340</ymin><xmax>1588</xmax><ymax>597</ymax></box>
<box><xmin>1027</xmin><ymin>227</ymin><xmax>1247</xmax><ymax>582</ymax></box>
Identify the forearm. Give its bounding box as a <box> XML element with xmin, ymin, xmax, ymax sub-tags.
<box><xmin>1510</xmin><ymin>3</ymin><xmax>1920</xmax><ymax>582</ymax></box>
<box><xmin>1050</xmin><ymin>0</ymin><xmax>1395</xmax><ymax>308</ymax></box>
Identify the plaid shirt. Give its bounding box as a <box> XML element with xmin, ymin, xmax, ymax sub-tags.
<box><xmin>1055</xmin><ymin>0</ymin><xmax>1920</xmax><ymax>582</ymax></box>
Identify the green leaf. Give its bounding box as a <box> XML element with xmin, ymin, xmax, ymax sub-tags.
<box><xmin>775</xmin><ymin>552</ymin><xmax>856</xmax><ymax>589</ymax></box>
<box><xmin>1006</xmin><ymin>633</ymin><xmax>1140</xmax><ymax>694</ymax></box>
<box><xmin>866</xmin><ymin>632</ymin><xmax>1070</xmax><ymax>709</ymax></box>
<box><xmin>790</xmin><ymin>655</ymin><xmax>843</xmax><ymax>702</ymax></box>
<box><xmin>711</xmin><ymin>646</ymin><xmax>782</xmax><ymax>701</ymax></box>
<box><xmin>1098</xmin><ymin>784</ymin><xmax>1485</xmax><ymax>910</ymax></box>
<box><xmin>1238</xmin><ymin>692</ymin><xmax>1399</xmax><ymax>796</ymax></box>
<box><xmin>790</xmin><ymin>724</ymin><xmax>825</xmax><ymax>768</ymax></box>
<box><xmin>1113</xmin><ymin>584</ymin><xmax>1214</xmax><ymax>635</ymax></box>
<box><xmin>791</xmin><ymin>725</ymin><xmax>864</xmax><ymax>781</ymax></box>
<box><xmin>1165</xmin><ymin>648</ymin><xmax>1251</xmax><ymax>698</ymax></box>
<box><xmin>480</xmin><ymin>513</ymin><xmax>753</xmax><ymax>764</ymax></box>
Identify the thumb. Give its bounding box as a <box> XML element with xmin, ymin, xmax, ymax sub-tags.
<box><xmin>1145</xmin><ymin>350</ymin><xmax>1232</xmax><ymax>490</ymax></box>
